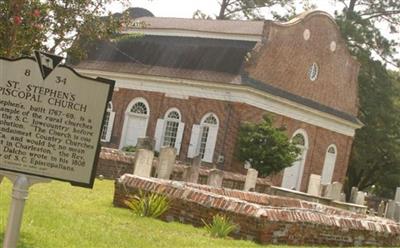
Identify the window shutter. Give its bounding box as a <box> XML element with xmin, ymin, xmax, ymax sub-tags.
<box><xmin>174</xmin><ymin>122</ymin><xmax>185</xmax><ymax>155</ymax></box>
<box><xmin>187</xmin><ymin>125</ymin><xmax>201</xmax><ymax>158</ymax></box>
<box><xmin>104</xmin><ymin>111</ymin><xmax>115</xmax><ymax>142</ymax></box>
<box><xmin>154</xmin><ymin>119</ymin><xmax>165</xmax><ymax>152</ymax></box>
<box><xmin>203</xmin><ymin>126</ymin><xmax>218</xmax><ymax>163</ymax></box>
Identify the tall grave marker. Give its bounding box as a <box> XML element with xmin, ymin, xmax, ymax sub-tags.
<box><xmin>0</xmin><ymin>53</ymin><xmax>115</xmax><ymax>248</ymax></box>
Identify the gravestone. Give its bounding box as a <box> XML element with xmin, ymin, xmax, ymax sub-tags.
<box><xmin>394</xmin><ymin>203</ymin><xmax>400</xmax><ymax>222</ymax></box>
<box><xmin>350</xmin><ymin>187</ymin><xmax>359</xmax><ymax>203</ymax></box>
<box><xmin>207</xmin><ymin>169</ymin><xmax>224</xmax><ymax>188</ymax></box>
<box><xmin>395</xmin><ymin>187</ymin><xmax>400</xmax><ymax>202</ymax></box>
<box><xmin>136</xmin><ymin>137</ymin><xmax>155</xmax><ymax>150</ymax></box>
<box><xmin>244</xmin><ymin>168</ymin><xmax>258</xmax><ymax>191</ymax></box>
<box><xmin>377</xmin><ymin>201</ymin><xmax>386</xmax><ymax>217</ymax></box>
<box><xmin>307</xmin><ymin>174</ymin><xmax>321</xmax><ymax>196</ymax></box>
<box><xmin>355</xmin><ymin>191</ymin><xmax>366</xmax><ymax>205</ymax></box>
<box><xmin>340</xmin><ymin>193</ymin><xmax>346</xmax><ymax>202</ymax></box>
<box><xmin>133</xmin><ymin>149</ymin><xmax>154</xmax><ymax>178</ymax></box>
<box><xmin>184</xmin><ymin>155</ymin><xmax>201</xmax><ymax>183</ymax></box>
<box><xmin>324</xmin><ymin>182</ymin><xmax>342</xmax><ymax>201</ymax></box>
<box><xmin>156</xmin><ymin>147</ymin><xmax>176</xmax><ymax>180</ymax></box>
<box><xmin>385</xmin><ymin>200</ymin><xmax>396</xmax><ymax>219</ymax></box>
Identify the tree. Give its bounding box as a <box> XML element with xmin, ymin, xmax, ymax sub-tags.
<box><xmin>334</xmin><ymin>0</ymin><xmax>400</xmax><ymax>198</ymax></box>
<box><xmin>236</xmin><ymin>115</ymin><xmax>300</xmax><ymax>177</ymax></box>
<box><xmin>193</xmin><ymin>0</ymin><xmax>294</xmax><ymax>20</ymax></box>
<box><xmin>0</xmin><ymin>0</ymin><xmax>129</xmax><ymax>59</ymax></box>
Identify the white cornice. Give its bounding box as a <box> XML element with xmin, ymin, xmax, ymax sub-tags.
<box><xmin>122</xmin><ymin>29</ymin><xmax>262</xmax><ymax>42</ymax></box>
<box><xmin>76</xmin><ymin>69</ymin><xmax>361</xmax><ymax>137</ymax></box>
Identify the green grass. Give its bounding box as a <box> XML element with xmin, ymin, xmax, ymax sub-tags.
<box><xmin>0</xmin><ymin>178</ymin><xmax>285</xmax><ymax>248</ymax></box>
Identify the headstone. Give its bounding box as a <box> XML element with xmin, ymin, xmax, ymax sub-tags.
<box><xmin>183</xmin><ymin>155</ymin><xmax>201</xmax><ymax>183</ymax></box>
<box><xmin>207</xmin><ymin>169</ymin><xmax>224</xmax><ymax>188</ymax></box>
<box><xmin>307</xmin><ymin>174</ymin><xmax>321</xmax><ymax>196</ymax></box>
<box><xmin>395</xmin><ymin>187</ymin><xmax>400</xmax><ymax>202</ymax></box>
<box><xmin>244</xmin><ymin>168</ymin><xmax>258</xmax><ymax>191</ymax></box>
<box><xmin>133</xmin><ymin>149</ymin><xmax>154</xmax><ymax>178</ymax></box>
<box><xmin>326</xmin><ymin>182</ymin><xmax>343</xmax><ymax>201</ymax></box>
<box><xmin>136</xmin><ymin>137</ymin><xmax>155</xmax><ymax>150</ymax></box>
<box><xmin>394</xmin><ymin>203</ymin><xmax>400</xmax><ymax>222</ymax></box>
<box><xmin>377</xmin><ymin>201</ymin><xmax>386</xmax><ymax>217</ymax></box>
<box><xmin>156</xmin><ymin>147</ymin><xmax>176</xmax><ymax>180</ymax></box>
<box><xmin>340</xmin><ymin>193</ymin><xmax>346</xmax><ymax>202</ymax></box>
<box><xmin>385</xmin><ymin>200</ymin><xmax>396</xmax><ymax>219</ymax></box>
<box><xmin>350</xmin><ymin>186</ymin><xmax>359</xmax><ymax>203</ymax></box>
<box><xmin>355</xmin><ymin>191</ymin><xmax>366</xmax><ymax>205</ymax></box>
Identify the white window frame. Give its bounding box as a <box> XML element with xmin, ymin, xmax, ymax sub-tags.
<box><xmin>101</xmin><ymin>102</ymin><xmax>115</xmax><ymax>142</ymax></box>
<box><xmin>119</xmin><ymin>97</ymin><xmax>150</xmax><ymax>149</ymax></box>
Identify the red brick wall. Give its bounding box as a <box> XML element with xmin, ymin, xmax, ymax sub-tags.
<box><xmin>114</xmin><ymin>175</ymin><xmax>400</xmax><ymax>247</ymax></box>
<box><xmin>245</xmin><ymin>12</ymin><xmax>360</xmax><ymax>116</ymax></box>
<box><xmin>104</xmin><ymin>87</ymin><xmax>353</xmax><ymax>189</ymax></box>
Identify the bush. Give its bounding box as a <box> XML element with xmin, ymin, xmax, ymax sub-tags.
<box><xmin>122</xmin><ymin>145</ymin><xmax>136</xmax><ymax>153</ymax></box>
<box><xmin>124</xmin><ymin>190</ymin><xmax>169</xmax><ymax>218</ymax></box>
<box><xmin>202</xmin><ymin>214</ymin><xmax>237</xmax><ymax>238</ymax></box>
<box><xmin>236</xmin><ymin>115</ymin><xmax>300</xmax><ymax>176</ymax></box>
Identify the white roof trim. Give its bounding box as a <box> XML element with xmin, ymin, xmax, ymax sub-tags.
<box><xmin>123</xmin><ymin>29</ymin><xmax>262</xmax><ymax>42</ymax></box>
<box><xmin>76</xmin><ymin>69</ymin><xmax>361</xmax><ymax>137</ymax></box>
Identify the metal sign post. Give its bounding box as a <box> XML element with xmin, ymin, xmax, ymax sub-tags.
<box><xmin>1</xmin><ymin>171</ymin><xmax>50</xmax><ymax>248</ymax></box>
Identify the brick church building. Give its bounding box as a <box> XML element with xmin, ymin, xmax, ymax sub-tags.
<box><xmin>74</xmin><ymin>9</ymin><xmax>361</xmax><ymax>192</ymax></box>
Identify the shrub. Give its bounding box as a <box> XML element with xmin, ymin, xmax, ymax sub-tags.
<box><xmin>202</xmin><ymin>214</ymin><xmax>237</xmax><ymax>238</ymax></box>
<box><xmin>122</xmin><ymin>145</ymin><xmax>136</xmax><ymax>153</ymax></box>
<box><xmin>236</xmin><ymin>114</ymin><xmax>300</xmax><ymax>176</ymax></box>
<box><xmin>124</xmin><ymin>190</ymin><xmax>169</xmax><ymax>218</ymax></box>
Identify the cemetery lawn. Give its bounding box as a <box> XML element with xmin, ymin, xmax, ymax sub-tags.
<box><xmin>0</xmin><ymin>179</ymin><xmax>287</xmax><ymax>248</ymax></box>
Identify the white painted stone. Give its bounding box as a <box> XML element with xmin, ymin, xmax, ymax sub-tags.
<box><xmin>207</xmin><ymin>169</ymin><xmax>224</xmax><ymax>188</ymax></box>
<box><xmin>133</xmin><ymin>149</ymin><xmax>154</xmax><ymax>178</ymax></box>
<box><xmin>244</xmin><ymin>168</ymin><xmax>258</xmax><ymax>191</ymax></box>
<box><xmin>303</xmin><ymin>29</ymin><xmax>310</xmax><ymax>40</ymax></box>
<box><xmin>330</xmin><ymin>41</ymin><xmax>336</xmax><ymax>52</ymax></box>
<box><xmin>156</xmin><ymin>147</ymin><xmax>176</xmax><ymax>179</ymax></box>
<box><xmin>307</xmin><ymin>174</ymin><xmax>321</xmax><ymax>196</ymax></box>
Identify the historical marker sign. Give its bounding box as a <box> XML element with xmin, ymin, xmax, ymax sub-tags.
<box><xmin>0</xmin><ymin>55</ymin><xmax>114</xmax><ymax>188</ymax></box>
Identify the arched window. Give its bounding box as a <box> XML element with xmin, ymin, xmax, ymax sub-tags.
<box><xmin>154</xmin><ymin>108</ymin><xmax>185</xmax><ymax>154</ymax></box>
<box><xmin>321</xmin><ymin>145</ymin><xmax>337</xmax><ymax>184</ymax></box>
<box><xmin>162</xmin><ymin>109</ymin><xmax>181</xmax><ymax>148</ymax></box>
<box><xmin>119</xmin><ymin>98</ymin><xmax>150</xmax><ymax>148</ymax></box>
<box><xmin>130</xmin><ymin>101</ymin><xmax>148</xmax><ymax>115</ymax></box>
<box><xmin>101</xmin><ymin>102</ymin><xmax>115</xmax><ymax>142</ymax></box>
<box><xmin>281</xmin><ymin>129</ymin><xmax>308</xmax><ymax>191</ymax></box>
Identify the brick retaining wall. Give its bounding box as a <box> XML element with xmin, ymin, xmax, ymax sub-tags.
<box><xmin>114</xmin><ymin>174</ymin><xmax>400</xmax><ymax>247</ymax></box>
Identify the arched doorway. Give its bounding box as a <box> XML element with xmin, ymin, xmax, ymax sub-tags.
<box><xmin>281</xmin><ymin>129</ymin><xmax>308</xmax><ymax>191</ymax></box>
<box><xmin>321</xmin><ymin>145</ymin><xmax>337</xmax><ymax>184</ymax></box>
<box><xmin>119</xmin><ymin>98</ymin><xmax>150</xmax><ymax>148</ymax></box>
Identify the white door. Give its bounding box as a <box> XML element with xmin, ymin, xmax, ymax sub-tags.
<box><xmin>321</xmin><ymin>146</ymin><xmax>337</xmax><ymax>184</ymax></box>
<box><xmin>281</xmin><ymin>151</ymin><xmax>304</xmax><ymax>190</ymax></box>
<box><xmin>124</xmin><ymin>115</ymin><xmax>147</xmax><ymax>147</ymax></box>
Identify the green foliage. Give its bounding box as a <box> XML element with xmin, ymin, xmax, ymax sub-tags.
<box><xmin>124</xmin><ymin>190</ymin><xmax>170</xmax><ymax>218</ymax></box>
<box><xmin>122</xmin><ymin>145</ymin><xmax>136</xmax><ymax>153</ymax></box>
<box><xmin>334</xmin><ymin>1</ymin><xmax>400</xmax><ymax>198</ymax></box>
<box><xmin>0</xmin><ymin>0</ymin><xmax>129</xmax><ymax>59</ymax></box>
<box><xmin>202</xmin><ymin>214</ymin><xmax>237</xmax><ymax>238</ymax></box>
<box><xmin>236</xmin><ymin>115</ymin><xmax>300</xmax><ymax>177</ymax></box>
